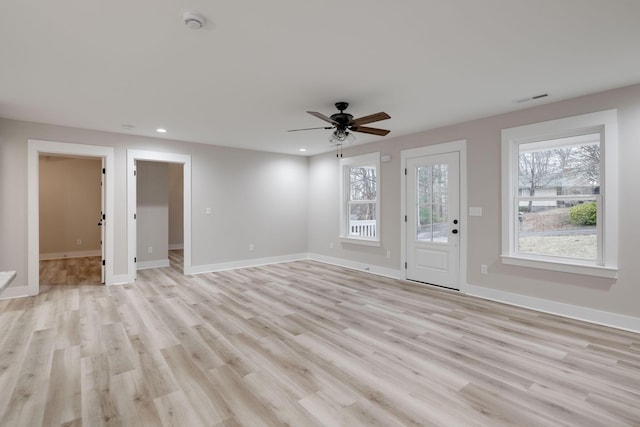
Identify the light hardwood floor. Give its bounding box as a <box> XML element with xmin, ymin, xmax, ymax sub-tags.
<box><xmin>40</xmin><ymin>256</ymin><xmax>102</xmax><ymax>286</ymax></box>
<box><xmin>2</xmin><ymin>252</ymin><xmax>639</xmax><ymax>426</ymax></box>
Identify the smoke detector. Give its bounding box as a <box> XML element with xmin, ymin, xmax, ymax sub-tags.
<box><xmin>183</xmin><ymin>12</ymin><xmax>205</xmax><ymax>29</ymax></box>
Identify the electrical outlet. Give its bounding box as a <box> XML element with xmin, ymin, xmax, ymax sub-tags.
<box><xmin>386</xmin><ymin>250</ymin><xmax>391</xmax><ymax>259</ymax></box>
<box><xmin>329</xmin><ymin>242</ymin><xmax>334</xmax><ymax>249</ymax></box>
<box><xmin>205</xmin><ymin>207</ymin><xmax>211</xmax><ymax>215</ymax></box>
<box><xmin>481</xmin><ymin>264</ymin><xmax>488</xmax><ymax>275</ymax></box>
<box><xmin>76</xmin><ymin>239</ymin><xmax>82</xmax><ymax>245</ymax></box>
<box><xmin>148</xmin><ymin>246</ymin><xmax>153</xmax><ymax>254</ymax></box>
<box><xmin>249</xmin><ymin>244</ymin><xmax>255</xmax><ymax>251</ymax></box>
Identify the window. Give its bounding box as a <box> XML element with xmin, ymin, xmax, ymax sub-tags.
<box><xmin>339</xmin><ymin>152</ymin><xmax>380</xmax><ymax>245</ymax></box>
<box><xmin>501</xmin><ymin>110</ymin><xmax>618</xmax><ymax>278</ymax></box>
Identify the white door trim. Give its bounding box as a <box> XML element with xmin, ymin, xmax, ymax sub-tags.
<box><xmin>28</xmin><ymin>139</ymin><xmax>115</xmax><ymax>295</ymax></box>
<box><xmin>401</xmin><ymin>140</ymin><xmax>468</xmax><ymax>292</ymax></box>
<box><xmin>127</xmin><ymin>150</ymin><xmax>192</xmax><ymax>281</ymax></box>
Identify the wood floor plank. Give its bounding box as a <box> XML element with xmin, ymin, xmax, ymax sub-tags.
<box><xmin>160</xmin><ymin>344</ymin><xmax>233</xmax><ymax>425</ymax></box>
<box><xmin>43</xmin><ymin>346</ymin><xmax>82</xmax><ymax>426</ymax></box>
<box><xmin>0</xmin><ymin>328</ymin><xmax>56</xmax><ymax>427</ymax></box>
<box><xmin>2</xmin><ymin>253</ymin><xmax>639</xmax><ymax>426</ymax></box>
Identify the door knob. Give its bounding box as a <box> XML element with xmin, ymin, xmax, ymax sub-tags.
<box><xmin>452</xmin><ymin>229</ymin><xmax>458</xmax><ymax>234</ymax></box>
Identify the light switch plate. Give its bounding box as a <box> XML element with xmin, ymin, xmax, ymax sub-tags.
<box><xmin>469</xmin><ymin>207</ymin><xmax>483</xmax><ymax>217</ymax></box>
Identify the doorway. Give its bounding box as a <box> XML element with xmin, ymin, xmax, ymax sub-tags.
<box><xmin>127</xmin><ymin>150</ymin><xmax>192</xmax><ymax>281</ymax></box>
<box><xmin>401</xmin><ymin>140</ymin><xmax>467</xmax><ymax>291</ymax></box>
<box><xmin>39</xmin><ymin>154</ymin><xmax>103</xmax><ymax>286</ymax></box>
<box><xmin>27</xmin><ymin>140</ymin><xmax>115</xmax><ymax>296</ymax></box>
<box><xmin>134</xmin><ymin>161</ymin><xmax>184</xmax><ymax>272</ymax></box>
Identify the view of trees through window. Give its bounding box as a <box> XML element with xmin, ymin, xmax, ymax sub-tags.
<box><xmin>417</xmin><ymin>164</ymin><xmax>448</xmax><ymax>243</ymax></box>
<box><xmin>517</xmin><ymin>133</ymin><xmax>600</xmax><ymax>260</ymax></box>
<box><xmin>348</xmin><ymin>166</ymin><xmax>377</xmax><ymax>238</ymax></box>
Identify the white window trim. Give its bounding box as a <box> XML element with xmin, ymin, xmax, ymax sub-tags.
<box><xmin>501</xmin><ymin>110</ymin><xmax>618</xmax><ymax>278</ymax></box>
<box><xmin>339</xmin><ymin>152</ymin><xmax>381</xmax><ymax>246</ymax></box>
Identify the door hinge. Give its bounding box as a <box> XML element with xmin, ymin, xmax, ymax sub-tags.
<box><xmin>134</xmin><ymin>213</ymin><xmax>137</xmax><ymax>220</ymax></box>
<box><xmin>405</xmin><ymin>262</ymin><xmax>407</xmax><ymax>269</ymax></box>
<box><xmin>404</xmin><ymin>168</ymin><xmax>407</xmax><ymax>175</ymax></box>
<box><xmin>102</xmin><ymin>260</ymin><xmax>105</xmax><ymax>266</ymax></box>
<box><xmin>134</xmin><ymin>169</ymin><xmax>137</xmax><ymax>176</ymax></box>
<box><xmin>404</xmin><ymin>215</ymin><xmax>407</xmax><ymax>222</ymax></box>
<box><xmin>134</xmin><ymin>257</ymin><xmax>137</xmax><ymax>263</ymax></box>
<box><xmin>102</xmin><ymin>168</ymin><xmax>105</xmax><ymax>174</ymax></box>
<box><xmin>102</xmin><ymin>213</ymin><xmax>106</xmax><ymax>220</ymax></box>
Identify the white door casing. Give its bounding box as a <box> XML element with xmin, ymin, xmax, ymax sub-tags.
<box><xmin>27</xmin><ymin>139</ymin><xmax>115</xmax><ymax>296</ymax></box>
<box><xmin>127</xmin><ymin>150</ymin><xmax>192</xmax><ymax>282</ymax></box>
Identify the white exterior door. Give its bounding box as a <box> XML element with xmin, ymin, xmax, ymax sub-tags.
<box><xmin>406</xmin><ymin>151</ymin><xmax>460</xmax><ymax>289</ymax></box>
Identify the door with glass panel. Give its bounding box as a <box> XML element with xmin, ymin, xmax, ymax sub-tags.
<box><xmin>406</xmin><ymin>152</ymin><xmax>460</xmax><ymax>289</ymax></box>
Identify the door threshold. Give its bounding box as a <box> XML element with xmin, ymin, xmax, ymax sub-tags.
<box><xmin>406</xmin><ymin>279</ymin><xmax>460</xmax><ymax>292</ymax></box>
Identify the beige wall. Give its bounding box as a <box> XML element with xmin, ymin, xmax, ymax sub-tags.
<box><xmin>308</xmin><ymin>84</ymin><xmax>640</xmax><ymax>319</ymax></box>
<box><xmin>39</xmin><ymin>155</ymin><xmax>102</xmax><ymax>258</ymax></box>
<box><xmin>136</xmin><ymin>161</ymin><xmax>169</xmax><ymax>265</ymax></box>
<box><xmin>0</xmin><ymin>120</ymin><xmax>309</xmax><ymax>289</ymax></box>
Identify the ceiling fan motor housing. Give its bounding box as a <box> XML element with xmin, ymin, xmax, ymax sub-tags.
<box><xmin>330</xmin><ymin>102</ymin><xmax>353</xmax><ymax>129</ymax></box>
<box><xmin>330</xmin><ymin>113</ymin><xmax>353</xmax><ymax>129</ymax></box>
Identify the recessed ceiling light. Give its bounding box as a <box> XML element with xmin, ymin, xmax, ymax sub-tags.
<box><xmin>156</xmin><ymin>128</ymin><xmax>167</xmax><ymax>133</ymax></box>
<box><xmin>299</xmin><ymin>148</ymin><xmax>307</xmax><ymax>152</ymax></box>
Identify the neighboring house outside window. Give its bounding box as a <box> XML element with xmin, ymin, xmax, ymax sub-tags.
<box><xmin>501</xmin><ymin>110</ymin><xmax>618</xmax><ymax>278</ymax></box>
<box><xmin>339</xmin><ymin>152</ymin><xmax>381</xmax><ymax>246</ymax></box>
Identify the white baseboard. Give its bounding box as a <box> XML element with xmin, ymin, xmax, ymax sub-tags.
<box><xmin>190</xmin><ymin>253</ymin><xmax>308</xmax><ymax>275</ymax></box>
<box><xmin>169</xmin><ymin>243</ymin><xmax>184</xmax><ymax>250</ymax></box>
<box><xmin>307</xmin><ymin>253</ymin><xmax>403</xmax><ymax>280</ymax></box>
<box><xmin>111</xmin><ymin>274</ymin><xmax>131</xmax><ymax>285</ymax></box>
<box><xmin>466</xmin><ymin>283</ymin><xmax>640</xmax><ymax>334</ymax></box>
<box><xmin>136</xmin><ymin>259</ymin><xmax>170</xmax><ymax>270</ymax></box>
<box><xmin>40</xmin><ymin>250</ymin><xmax>101</xmax><ymax>261</ymax></box>
<box><xmin>0</xmin><ymin>285</ymin><xmax>31</xmax><ymax>300</ymax></box>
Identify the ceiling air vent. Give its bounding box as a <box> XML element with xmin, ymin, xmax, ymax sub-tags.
<box><xmin>513</xmin><ymin>93</ymin><xmax>550</xmax><ymax>104</ymax></box>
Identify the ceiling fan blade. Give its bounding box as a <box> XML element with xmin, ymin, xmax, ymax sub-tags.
<box><xmin>350</xmin><ymin>112</ymin><xmax>391</xmax><ymax>126</ymax></box>
<box><xmin>351</xmin><ymin>126</ymin><xmax>390</xmax><ymax>136</ymax></box>
<box><xmin>287</xmin><ymin>126</ymin><xmax>333</xmax><ymax>132</ymax></box>
<box><xmin>307</xmin><ymin>111</ymin><xmax>339</xmax><ymax>125</ymax></box>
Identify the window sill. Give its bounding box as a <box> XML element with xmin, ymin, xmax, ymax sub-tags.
<box><xmin>339</xmin><ymin>237</ymin><xmax>381</xmax><ymax>247</ymax></box>
<box><xmin>501</xmin><ymin>255</ymin><xmax>617</xmax><ymax>279</ymax></box>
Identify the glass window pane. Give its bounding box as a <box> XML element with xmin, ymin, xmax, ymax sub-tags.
<box><xmin>518</xmin><ymin>199</ymin><xmax>597</xmax><ymax>260</ymax></box>
<box><xmin>518</xmin><ymin>133</ymin><xmax>600</xmax><ymax>197</ymax></box>
<box><xmin>349</xmin><ymin>203</ymin><xmax>376</xmax><ymax>237</ymax></box>
<box><xmin>416</xmin><ymin>163</ymin><xmax>449</xmax><ymax>243</ymax></box>
<box><xmin>432</xmin><ymin>204</ymin><xmax>448</xmax><ymax>243</ymax></box>
<box><xmin>417</xmin><ymin>166</ymin><xmax>432</xmax><ymax>204</ymax></box>
<box><xmin>350</xmin><ymin>166</ymin><xmax>377</xmax><ymax>201</ymax></box>
<box><xmin>417</xmin><ymin>203</ymin><xmax>432</xmax><ymax>241</ymax></box>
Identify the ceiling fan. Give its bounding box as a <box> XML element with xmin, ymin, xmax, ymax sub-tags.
<box><xmin>289</xmin><ymin>102</ymin><xmax>391</xmax><ymax>145</ymax></box>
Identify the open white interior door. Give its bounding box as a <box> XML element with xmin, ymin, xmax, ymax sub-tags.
<box><xmin>100</xmin><ymin>158</ymin><xmax>105</xmax><ymax>284</ymax></box>
<box><xmin>406</xmin><ymin>151</ymin><xmax>460</xmax><ymax>289</ymax></box>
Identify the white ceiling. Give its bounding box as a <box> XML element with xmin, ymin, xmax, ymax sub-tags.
<box><xmin>1</xmin><ymin>1</ymin><xmax>639</xmax><ymax>156</ymax></box>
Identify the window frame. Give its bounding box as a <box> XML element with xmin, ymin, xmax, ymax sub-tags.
<box><xmin>501</xmin><ymin>110</ymin><xmax>618</xmax><ymax>278</ymax></box>
<box><xmin>339</xmin><ymin>152</ymin><xmax>381</xmax><ymax>246</ymax></box>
